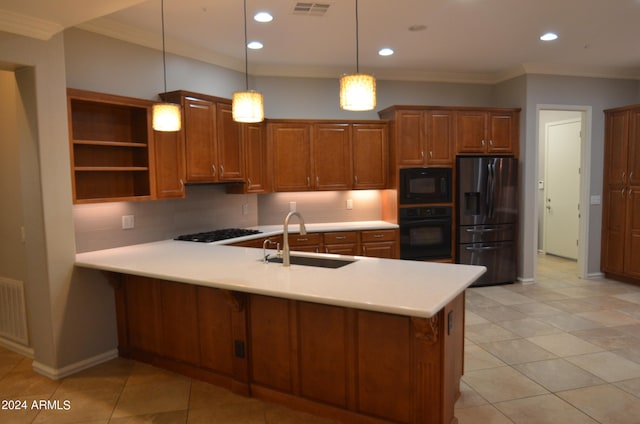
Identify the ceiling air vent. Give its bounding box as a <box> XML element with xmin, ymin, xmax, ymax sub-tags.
<box><xmin>292</xmin><ymin>2</ymin><xmax>331</xmax><ymax>17</ymax></box>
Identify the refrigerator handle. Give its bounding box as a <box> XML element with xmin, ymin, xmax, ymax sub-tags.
<box><xmin>486</xmin><ymin>160</ymin><xmax>496</xmax><ymax>219</ymax></box>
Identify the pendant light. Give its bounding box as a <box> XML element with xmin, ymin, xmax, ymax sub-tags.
<box><xmin>152</xmin><ymin>0</ymin><xmax>181</xmax><ymax>132</ymax></box>
<box><xmin>339</xmin><ymin>0</ymin><xmax>376</xmax><ymax>111</ymax></box>
<box><xmin>232</xmin><ymin>0</ymin><xmax>265</xmax><ymax>123</ymax></box>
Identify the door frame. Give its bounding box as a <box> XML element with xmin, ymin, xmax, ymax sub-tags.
<box><xmin>535</xmin><ymin>105</ymin><xmax>592</xmax><ymax>279</ymax></box>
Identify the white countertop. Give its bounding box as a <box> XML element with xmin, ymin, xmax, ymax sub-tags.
<box><xmin>75</xmin><ymin>232</ymin><xmax>485</xmax><ymax>318</ymax></box>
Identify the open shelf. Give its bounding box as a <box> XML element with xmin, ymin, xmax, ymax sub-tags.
<box><xmin>67</xmin><ymin>89</ymin><xmax>155</xmax><ymax>203</ymax></box>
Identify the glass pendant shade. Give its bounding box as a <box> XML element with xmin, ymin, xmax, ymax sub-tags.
<box><xmin>152</xmin><ymin>102</ymin><xmax>181</xmax><ymax>132</ymax></box>
<box><xmin>232</xmin><ymin>90</ymin><xmax>264</xmax><ymax>123</ymax></box>
<box><xmin>340</xmin><ymin>73</ymin><xmax>376</xmax><ymax>111</ymax></box>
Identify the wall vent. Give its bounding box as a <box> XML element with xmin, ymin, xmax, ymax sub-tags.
<box><xmin>292</xmin><ymin>2</ymin><xmax>331</xmax><ymax>16</ymax></box>
<box><xmin>0</xmin><ymin>277</ymin><xmax>29</xmax><ymax>346</ymax></box>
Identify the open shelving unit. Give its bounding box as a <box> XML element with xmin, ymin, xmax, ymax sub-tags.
<box><xmin>67</xmin><ymin>89</ymin><xmax>156</xmax><ymax>203</ymax></box>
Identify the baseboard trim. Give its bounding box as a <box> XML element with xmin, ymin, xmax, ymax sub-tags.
<box><xmin>32</xmin><ymin>349</ymin><xmax>118</xmax><ymax>380</ymax></box>
<box><xmin>585</xmin><ymin>272</ymin><xmax>605</xmax><ymax>280</ymax></box>
<box><xmin>0</xmin><ymin>337</ymin><xmax>34</xmax><ymax>358</ymax></box>
<box><xmin>517</xmin><ymin>277</ymin><xmax>536</xmax><ymax>284</ymax></box>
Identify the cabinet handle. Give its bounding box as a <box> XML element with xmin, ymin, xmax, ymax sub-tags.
<box><xmin>421</xmin><ymin>151</ymin><xmax>425</xmax><ymax>159</ymax></box>
<box><xmin>354</xmin><ymin>175</ymin><xmax>359</xmax><ymax>184</ymax></box>
<box><xmin>220</xmin><ymin>165</ymin><xmax>224</xmax><ymax>176</ymax></box>
<box><xmin>179</xmin><ymin>179</ymin><xmax>184</xmax><ymax>191</ymax></box>
<box><xmin>622</xmin><ymin>171</ymin><xmax>626</xmax><ymax>183</ymax></box>
<box><xmin>307</xmin><ymin>176</ymin><xmax>311</xmax><ymax>187</ymax></box>
<box><xmin>631</xmin><ymin>172</ymin><xmax>634</xmax><ymax>182</ymax></box>
<box><xmin>622</xmin><ymin>187</ymin><xmax>626</xmax><ymax>198</ymax></box>
<box><xmin>212</xmin><ymin>164</ymin><xmax>216</xmax><ymax>176</ymax></box>
<box><xmin>629</xmin><ymin>188</ymin><xmax>633</xmax><ymax>198</ymax></box>
<box><xmin>247</xmin><ymin>177</ymin><xmax>252</xmax><ymax>186</ymax></box>
<box><xmin>481</xmin><ymin>139</ymin><xmax>486</xmax><ymax>146</ymax></box>
<box><xmin>296</xmin><ymin>237</ymin><xmax>308</xmax><ymax>242</ymax></box>
<box><xmin>316</xmin><ymin>176</ymin><xmax>320</xmax><ymax>186</ymax></box>
<box><xmin>336</xmin><ymin>236</ymin><xmax>347</xmax><ymax>240</ymax></box>
<box><xmin>362</xmin><ymin>246</ymin><xmax>367</xmax><ymax>256</ymax></box>
<box><xmin>325</xmin><ymin>247</ymin><xmax>329</xmax><ymax>253</ymax></box>
<box><xmin>373</xmin><ymin>234</ymin><xmax>384</xmax><ymax>238</ymax></box>
<box><xmin>429</xmin><ymin>151</ymin><xmax>433</xmax><ymax>159</ymax></box>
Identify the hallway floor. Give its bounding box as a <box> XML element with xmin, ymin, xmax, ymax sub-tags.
<box><xmin>1</xmin><ymin>255</ymin><xmax>640</xmax><ymax>423</ymax></box>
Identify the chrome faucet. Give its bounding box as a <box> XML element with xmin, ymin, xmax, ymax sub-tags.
<box><xmin>282</xmin><ymin>211</ymin><xmax>307</xmax><ymax>266</ymax></box>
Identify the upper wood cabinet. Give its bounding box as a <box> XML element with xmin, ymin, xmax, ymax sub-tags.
<box><xmin>313</xmin><ymin>123</ymin><xmax>353</xmax><ymax>190</ymax></box>
<box><xmin>153</xmin><ymin>129</ymin><xmax>185</xmax><ymax>199</ymax></box>
<box><xmin>67</xmin><ymin>88</ymin><xmax>156</xmax><ymax>203</ymax></box>
<box><xmin>455</xmin><ymin>110</ymin><xmax>518</xmax><ymax>155</ymax></box>
<box><xmin>161</xmin><ymin>90</ymin><xmax>244</xmax><ymax>183</ymax></box>
<box><xmin>243</xmin><ymin>122</ymin><xmax>270</xmax><ymax>193</ymax></box>
<box><xmin>352</xmin><ymin>123</ymin><xmax>389</xmax><ymax>189</ymax></box>
<box><xmin>268</xmin><ymin>120</ymin><xmax>388</xmax><ymax>192</ymax></box>
<box><xmin>378</xmin><ymin>108</ymin><xmax>454</xmax><ymax>167</ymax></box>
<box><xmin>269</xmin><ymin>122</ymin><xmax>313</xmax><ymax>191</ymax></box>
<box><xmin>602</xmin><ymin>105</ymin><xmax>640</xmax><ymax>282</ymax></box>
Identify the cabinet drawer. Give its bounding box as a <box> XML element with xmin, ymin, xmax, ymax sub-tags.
<box><xmin>287</xmin><ymin>233</ymin><xmax>323</xmax><ymax>246</ymax></box>
<box><xmin>323</xmin><ymin>231</ymin><xmax>358</xmax><ymax>244</ymax></box>
<box><xmin>361</xmin><ymin>229</ymin><xmax>397</xmax><ymax>243</ymax></box>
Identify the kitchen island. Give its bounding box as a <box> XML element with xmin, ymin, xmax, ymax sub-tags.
<box><xmin>76</xmin><ymin>240</ymin><xmax>485</xmax><ymax>424</ymax></box>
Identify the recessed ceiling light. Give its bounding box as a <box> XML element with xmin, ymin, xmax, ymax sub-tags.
<box><xmin>540</xmin><ymin>32</ymin><xmax>558</xmax><ymax>41</ymax></box>
<box><xmin>378</xmin><ymin>48</ymin><xmax>394</xmax><ymax>56</ymax></box>
<box><xmin>247</xmin><ymin>41</ymin><xmax>263</xmax><ymax>50</ymax></box>
<box><xmin>254</xmin><ymin>11</ymin><xmax>273</xmax><ymax>22</ymax></box>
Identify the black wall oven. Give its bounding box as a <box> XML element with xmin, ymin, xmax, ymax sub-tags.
<box><xmin>399</xmin><ymin>206</ymin><xmax>452</xmax><ymax>261</ymax></box>
<box><xmin>399</xmin><ymin>167</ymin><xmax>452</xmax><ymax>205</ymax></box>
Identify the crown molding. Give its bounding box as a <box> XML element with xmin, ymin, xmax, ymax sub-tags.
<box><xmin>0</xmin><ymin>9</ymin><xmax>63</xmax><ymax>40</ymax></box>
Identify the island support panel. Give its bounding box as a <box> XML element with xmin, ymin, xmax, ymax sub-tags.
<box><xmin>108</xmin><ymin>273</ymin><xmax>465</xmax><ymax>424</ymax></box>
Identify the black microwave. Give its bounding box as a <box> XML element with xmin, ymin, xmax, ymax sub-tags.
<box><xmin>399</xmin><ymin>167</ymin><xmax>452</xmax><ymax>204</ymax></box>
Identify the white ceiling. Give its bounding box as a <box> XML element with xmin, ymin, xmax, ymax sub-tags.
<box><xmin>2</xmin><ymin>0</ymin><xmax>640</xmax><ymax>83</ymax></box>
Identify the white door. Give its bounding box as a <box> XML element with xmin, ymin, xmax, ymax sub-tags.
<box><xmin>544</xmin><ymin>119</ymin><xmax>581</xmax><ymax>259</ymax></box>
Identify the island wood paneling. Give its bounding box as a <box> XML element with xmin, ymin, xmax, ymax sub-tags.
<box><xmin>109</xmin><ymin>273</ymin><xmax>465</xmax><ymax>424</ymax></box>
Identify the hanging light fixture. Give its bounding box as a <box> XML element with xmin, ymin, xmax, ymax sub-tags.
<box><xmin>152</xmin><ymin>0</ymin><xmax>181</xmax><ymax>132</ymax></box>
<box><xmin>339</xmin><ymin>0</ymin><xmax>376</xmax><ymax>111</ymax></box>
<box><xmin>232</xmin><ymin>0</ymin><xmax>265</xmax><ymax>123</ymax></box>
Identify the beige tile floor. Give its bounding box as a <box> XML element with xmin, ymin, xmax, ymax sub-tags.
<box><xmin>1</xmin><ymin>254</ymin><xmax>639</xmax><ymax>423</ymax></box>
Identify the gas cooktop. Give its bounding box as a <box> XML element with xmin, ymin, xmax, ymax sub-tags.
<box><xmin>174</xmin><ymin>228</ymin><xmax>262</xmax><ymax>243</ymax></box>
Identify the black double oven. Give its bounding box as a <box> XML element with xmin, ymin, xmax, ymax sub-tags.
<box><xmin>398</xmin><ymin>167</ymin><xmax>453</xmax><ymax>261</ymax></box>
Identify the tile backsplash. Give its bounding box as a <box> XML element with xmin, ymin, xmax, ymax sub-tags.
<box><xmin>73</xmin><ymin>186</ymin><xmax>383</xmax><ymax>252</ymax></box>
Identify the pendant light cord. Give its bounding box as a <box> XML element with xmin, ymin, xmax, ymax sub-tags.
<box><xmin>355</xmin><ymin>0</ymin><xmax>360</xmax><ymax>73</ymax></box>
<box><xmin>161</xmin><ymin>0</ymin><xmax>168</xmax><ymax>92</ymax></box>
<box><xmin>243</xmin><ymin>0</ymin><xmax>249</xmax><ymax>90</ymax></box>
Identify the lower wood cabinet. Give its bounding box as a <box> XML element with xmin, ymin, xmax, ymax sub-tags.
<box><xmin>231</xmin><ymin>229</ymin><xmax>398</xmax><ymax>259</ymax></box>
<box><xmin>108</xmin><ymin>272</ymin><xmax>465</xmax><ymax>424</ymax></box>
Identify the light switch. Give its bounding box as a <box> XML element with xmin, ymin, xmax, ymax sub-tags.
<box><xmin>346</xmin><ymin>199</ymin><xmax>353</xmax><ymax>210</ymax></box>
<box><xmin>590</xmin><ymin>195</ymin><xmax>601</xmax><ymax>205</ymax></box>
<box><xmin>122</xmin><ymin>215</ymin><xmax>135</xmax><ymax>229</ymax></box>
<box><xmin>289</xmin><ymin>201</ymin><xmax>296</xmax><ymax>212</ymax></box>
<box><xmin>538</xmin><ymin>180</ymin><xmax>544</xmax><ymax>190</ymax></box>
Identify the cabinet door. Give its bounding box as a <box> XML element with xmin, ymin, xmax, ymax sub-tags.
<box><xmin>352</xmin><ymin>124</ymin><xmax>388</xmax><ymax>189</ymax></box>
<box><xmin>604</xmin><ymin>110</ymin><xmax>629</xmax><ymax>186</ymax></box>
<box><xmin>455</xmin><ymin>111</ymin><xmax>486</xmax><ymax>153</ymax></box>
<box><xmin>487</xmin><ymin>112</ymin><xmax>515</xmax><ymax>153</ymax></box>
<box><xmin>244</xmin><ymin>123</ymin><xmax>270</xmax><ymax>193</ymax></box>
<box><xmin>425</xmin><ymin>111</ymin><xmax>454</xmax><ymax>165</ymax></box>
<box><xmin>270</xmin><ymin>123</ymin><xmax>312</xmax><ymax>191</ymax></box>
<box><xmin>313</xmin><ymin>123</ymin><xmax>352</xmax><ymax>190</ymax></box>
<box><xmin>601</xmin><ymin>186</ymin><xmax>626</xmax><ymax>274</ymax></box>
<box><xmin>184</xmin><ymin>98</ymin><xmax>216</xmax><ymax>182</ymax></box>
<box><xmin>624</xmin><ymin>189</ymin><xmax>640</xmax><ymax>278</ymax></box>
<box><xmin>396</xmin><ymin>110</ymin><xmax>425</xmax><ymax>165</ymax></box>
<box><xmin>628</xmin><ymin>109</ymin><xmax>640</xmax><ymax>187</ymax></box>
<box><xmin>154</xmin><ymin>129</ymin><xmax>185</xmax><ymax>198</ymax></box>
<box><xmin>216</xmin><ymin>103</ymin><xmax>244</xmax><ymax>181</ymax></box>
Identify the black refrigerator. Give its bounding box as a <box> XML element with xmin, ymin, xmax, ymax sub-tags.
<box><xmin>456</xmin><ymin>156</ymin><xmax>518</xmax><ymax>286</ymax></box>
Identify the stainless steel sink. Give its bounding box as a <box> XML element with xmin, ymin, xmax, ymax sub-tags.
<box><xmin>267</xmin><ymin>255</ymin><xmax>356</xmax><ymax>269</ymax></box>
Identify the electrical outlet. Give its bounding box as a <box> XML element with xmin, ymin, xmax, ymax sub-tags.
<box><xmin>242</xmin><ymin>203</ymin><xmax>249</xmax><ymax>215</ymax></box>
<box><xmin>346</xmin><ymin>199</ymin><xmax>353</xmax><ymax>210</ymax></box>
<box><xmin>289</xmin><ymin>201</ymin><xmax>296</xmax><ymax>212</ymax></box>
<box><xmin>121</xmin><ymin>215</ymin><xmax>135</xmax><ymax>229</ymax></box>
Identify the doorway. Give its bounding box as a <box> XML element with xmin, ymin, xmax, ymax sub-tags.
<box><xmin>536</xmin><ymin>107</ymin><xmax>590</xmax><ymax>278</ymax></box>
